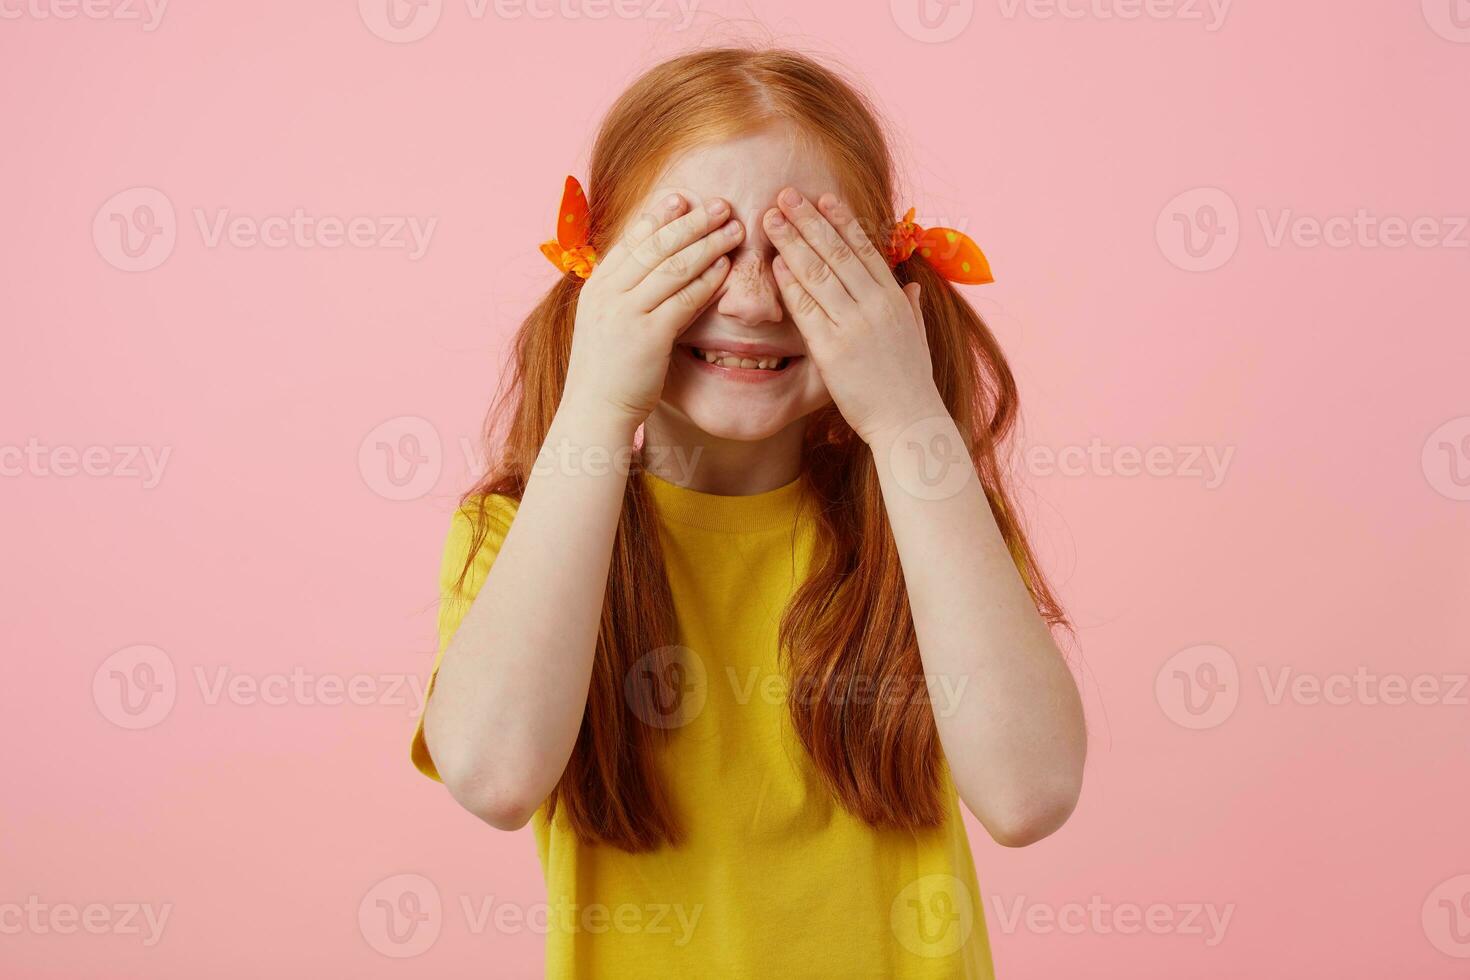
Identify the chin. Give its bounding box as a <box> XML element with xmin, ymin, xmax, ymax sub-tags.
<box><xmin>660</xmin><ymin>342</ymin><xmax>830</xmax><ymax>442</ymax></box>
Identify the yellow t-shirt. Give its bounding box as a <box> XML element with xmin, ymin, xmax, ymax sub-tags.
<box><xmin>412</xmin><ymin>472</ymin><xmax>996</xmax><ymax>979</ymax></box>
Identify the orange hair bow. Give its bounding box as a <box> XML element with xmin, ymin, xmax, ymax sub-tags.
<box><xmin>885</xmin><ymin>208</ymin><xmax>994</xmax><ymax>285</ymax></box>
<box><xmin>539</xmin><ymin>176</ymin><xmax>597</xmax><ymax>278</ymax></box>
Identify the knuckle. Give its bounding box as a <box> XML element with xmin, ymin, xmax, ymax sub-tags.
<box><xmin>804</xmin><ymin>258</ymin><xmax>830</xmax><ymax>283</ymax></box>
<box><xmin>631</xmin><ymin>246</ymin><xmax>657</xmax><ymax>271</ymax></box>
<box><xmin>673</xmin><ymin>284</ymin><xmax>702</xmax><ymax>311</ymax></box>
<box><xmin>829</xmin><ymin>242</ymin><xmax>856</xmax><ymax>266</ymax></box>
<box><xmin>631</xmin><ymin>216</ymin><xmax>657</xmax><ymax>241</ymax></box>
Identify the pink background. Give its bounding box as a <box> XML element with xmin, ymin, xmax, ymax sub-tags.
<box><xmin>3</xmin><ymin>1</ymin><xmax>1468</xmax><ymax>976</ymax></box>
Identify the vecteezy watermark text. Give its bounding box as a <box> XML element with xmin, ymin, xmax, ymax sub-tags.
<box><xmin>357</xmin><ymin>873</ymin><xmax>701</xmax><ymax>958</ymax></box>
<box><xmin>92</xmin><ymin>645</ymin><xmax>428</xmax><ymax>730</ymax></box>
<box><xmin>94</xmin><ymin>187</ymin><xmax>436</xmax><ymax>272</ymax></box>
<box><xmin>358</xmin><ymin>0</ymin><xmax>701</xmax><ymax>43</ymax></box>
<box><xmin>0</xmin><ymin>0</ymin><xmax>168</xmax><ymax>30</ymax></box>
<box><xmin>988</xmin><ymin>894</ymin><xmax>1235</xmax><ymax>946</ymax></box>
<box><xmin>1</xmin><ymin>439</ymin><xmax>171</xmax><ymax>488</ymax></box>
<box><xmin>1026</xmin><ymin>440</ymin><xmax>1234</xmax><ymax>489</ymax></box>
<box><xmin>0</xmin><ymin>897</ymin><xmax>172</xmax><ymax>947</ymax></box>
<box><xmin>1158</xmin><ymin>187</ymin><xmax>1470</xmax><ymax>272</ymax></box>
<box><xmin>995</xmin><ymin>0</ymin><xmax>1231</xmax><ymax>31</ymax></box>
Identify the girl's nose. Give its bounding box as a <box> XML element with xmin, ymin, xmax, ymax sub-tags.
<box><xmin>715</xmin><ymin>248</ymin><xmax>785</xmax><ymax>327</ymax></box>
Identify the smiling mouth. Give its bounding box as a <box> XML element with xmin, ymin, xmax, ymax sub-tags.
<box><xmin>683</xmin><ymin>345</ymin><xmax>795</xmax><ymax>372</ymax></box>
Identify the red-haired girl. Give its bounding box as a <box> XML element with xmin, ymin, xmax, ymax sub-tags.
<box><xmin>412</xmin><ymin>47</ymin><xmax>1086</xmax><ymax>979</ymax></box>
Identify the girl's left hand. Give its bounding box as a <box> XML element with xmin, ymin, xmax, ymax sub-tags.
<box><xmin>764</xmin><ymin>188</ymin><xmax>948</xmax><ymax>446</ymax></box>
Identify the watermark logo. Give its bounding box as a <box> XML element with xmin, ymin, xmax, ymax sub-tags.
<box><xmin>93</xmin><ymin>645</ymin><xmax>177</xmax><ymax>730</ymax></box>
<box><xmin>359</xmin><ymin>873</ymin><xmax>442</xmax><ymax>958</ymax></box>
<box><xmin>1155</xmin><ymin>644</ymin><xmax>1238</xmax><ymax>730</ymax></box>
<box><xmin>1422</xmin><ymin>0</ymin><xmax>1470</xmax><ymax>43</ymax></box>
<box><xmin>94</xmin><ymin>187</ymin><xmax>177</xmax><ymax>272</ymax></box>
<box><xmin>891</xmin><ymin>0</ymin><xmax>975</xmax><ymax>43</ymax></box>
<box><xmin>93</xmin><ymin>647</ymin><xmax>427</xmax><ymax>725</ymax></box>
<box><xmin>1156</xmin><ymin>187</ymin><xmax>1239</xmax><ymax>272</ymax></box>
<box><xmin>1422</xmin><ymin>416</ymin><xmax>1470</xmax><ymax>501</ymax></box>
<box><xmin>357</xmin><ymin>876</ymin><xmax>702</xmax><ymax>946</ymax></box>
<box><xmin>94</xmin><ymin>189</ymin><xmax>437</xmax><ymax>270</ymax></box>
<box><xmin>891</xmin><ymin>874</ymin><xmax>976</xmax><ymax>958</ymax></box>
<box><xmin>888</xmin><ymin>416</ymin><xmax>974</xmax><ymax>501</ymax></box>
<box><xmin>1423</xmin><ymin>874</ymin><xmax>1470</xmax><ymax>958</ymax></box>
<box><xmin>359</xmin><ymin>0</ymin><xmax>444</xmax><ymax>42</ymax></box>
<box><xmin>359</xmin><ymin>416</ymin><xmax>443</xmax><ymax>502</ymax></box>
<box><xmin>624</xmin><ymin>646</ymin><xmax>707</xmax><ymax>729</ymax></box>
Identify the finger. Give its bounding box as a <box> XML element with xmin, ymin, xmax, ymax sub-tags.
<box><xmin>777</xmin><ymin>188</ymin><xmax>886</xmax><ymax>305</ymax></box>
<box><xmin>903</xmin><ymin>282</ymin><xmax>924</xmax><ymax>327</ymax></box>
<box><xmin>598</xmin><ymin>193</ymin><xmax>689</xmax><ymax>278</ymax></box>
<box><xmin>764</xmin><ymin>206</ymin><xmax>861</xmax><ymax>324</ymax></box>
<box><xmin>612</xmin><ymin>197</ymin><xmax>733</xmax><ymax>291</ymax></box>
<box><xmin>632</xmin><ymin>218</ymin><xmax>744</xmax><ymax>311</ymax></box>
<box><xmin>771</xmin><ymin>253</ymin><xmax>836</xmax><ymax>348</ymax></box>
<box><xmin>651</xmin><ymin>254</ymin><xmax>732</xmax><ymax>338</ymax></box>
<box><xmin>816</xmin><ymin>193</ymin><xmax>897</xmax><ymax>285</ymax></box>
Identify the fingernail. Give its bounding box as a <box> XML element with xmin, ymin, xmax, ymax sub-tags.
<box><xmin>707</xmin><ymin>199</ymin><xmax>728</xmax><ymax>216</ymax></box>
<box><xmin>766</xmin><ymin>209</ymin><xmax>786</xmax><ymax>228</ymax></box>
<box><xmin>664</xmin><ymin>193</ymin><xmax>683</xmax><ymax>209</ymax></box>
<box><xmin>725</xmin><ymin>219</ymin><xmax>743</xmax><ymax>236</ymax></box>
<box><xmin>779</xmin><ymin>188</ymin><xmax>801</xmax><ymax>207</ymax></box>
<box><xmin>820</xmin><ymin>194</ymin><xmax>840</xmax><ymax>211</ymax></box>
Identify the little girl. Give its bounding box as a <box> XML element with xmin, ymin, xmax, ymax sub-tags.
<box><xmin>411</xmin><ymin>47</ymin><xmax>1086</xmax><ymax>979</ymax></box>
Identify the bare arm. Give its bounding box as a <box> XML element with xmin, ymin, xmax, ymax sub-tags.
<box><xmin>423</xmin><ymin>405</ymin><xmax>635</xmax><ymax>828</ymax></box>
<box><xmin>870</xmin><ymin>415</ymin><xmax>1086</xmax><ymax>847</ymax></box>
<box><xmin>765</xmin><ymin>187</ymin><xmax>1086</xmax><ymax>847</ymax></box>
<box><xmin>421</xmin><ymin>191</ymin><xmax>743</xmax><ymax>828</ymax></box>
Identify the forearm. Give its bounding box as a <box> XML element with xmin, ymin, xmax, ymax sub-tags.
<box><xmin>870</xmin><ymin>410</ymin><xmax>1086</xmax><ymax>847</ymax></box>
<box><xmin>424</xmin><ymin>399</ymin><xmax>637</xmax><ymax>827</ymax></box>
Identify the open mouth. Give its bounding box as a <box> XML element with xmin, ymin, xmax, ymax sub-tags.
<box><xmin>683</xmin><ymin>345</ymin><xmax>794</xmax><ymax>373</ymax></box>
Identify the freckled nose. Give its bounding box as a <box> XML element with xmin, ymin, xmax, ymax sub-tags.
<box><xmin>716</xmin><ymin>249</ymin><xmax>784</xmax><ymax>327</ymax></box>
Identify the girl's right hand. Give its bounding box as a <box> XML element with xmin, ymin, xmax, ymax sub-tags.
<box><xmin>561</xmin><ymin>194</ymin><xmax>744</xmax><ymax>430</ymax></box>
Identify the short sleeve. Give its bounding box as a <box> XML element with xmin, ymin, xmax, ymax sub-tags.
<box><xmin>410</xmin><ymin>494</ymin><xmax>519</xmax><ymax>781</ymax></box>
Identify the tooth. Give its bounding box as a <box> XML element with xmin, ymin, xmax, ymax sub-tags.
<box><xmin>740</xmin><ymin>358</ymin><xmax>757</xmax><ymax>369</ymax></box>
<box><xmin>704</xmin><ymin>351</ymin><xmax>718</xmax><ymax>363</ymax></box>
<box><xmin>760</xmin><ymin>358</ymin><xmax>775</xmax><ymax>369</ymax></box>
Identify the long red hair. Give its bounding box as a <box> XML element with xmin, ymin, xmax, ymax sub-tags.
<box><xmin>460</xmin><ymin>48</ymin><xmax>1065</xmax><ymax>851</ymax></box>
